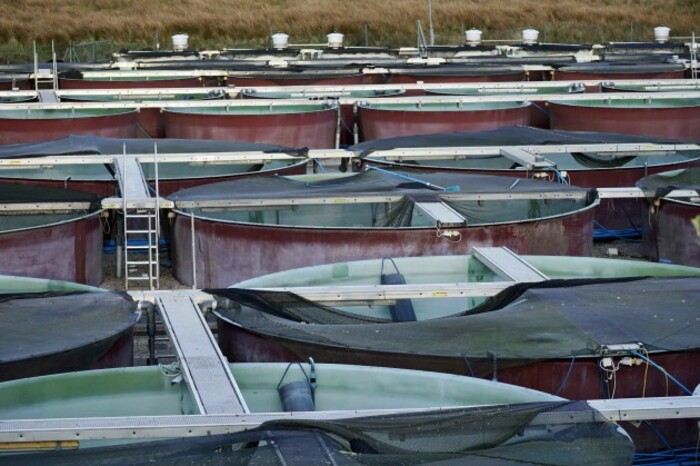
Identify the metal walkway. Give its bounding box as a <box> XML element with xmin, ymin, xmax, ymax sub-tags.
<box><xmin>472</xmin><ymin>246</ymin><xmax>549</xmax><ymax>282</ymax></box>
<box><xmin>156</xmin><ymin>294</ymin><xmax>249</xmax><ymax>415</ymax></box>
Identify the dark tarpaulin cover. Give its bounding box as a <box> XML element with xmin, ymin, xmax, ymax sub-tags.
<box><xmin>557</xmin><ymin>61</ymin><xmax>685</xmax><ymax>73</ymax></box>
<box><xmin>636</xmin><ymin>167</ymin><xmax>700</xmax><ymax>199</ymax></box>
<box><xmin>0</xmin><ymin>291</ymin><xmax>137</xmax><ymax>364</ymax></box>
<box><xmin>350</xmin><ymin>126</ymin><xmax>686</xmax><ymax>156</ymax></box>
<box><xmin>211</xmin><ymin>277</ymin><xmax>700</xmax><ymax>373</ymax></box>
<box><xmin>388</xmin><ymin>64</ymin><xmax>525</xmax><ymax>77</ymax></box>
<box><xmin>0</xmin><ymin>183</ymin><xmax>101</xmax><ymax>205</ymax></box>
<box><xmin>168</xmin><ymin>169</ymin><xmax>592</xmax><ymax>227</ymax></box>
<box><xmin>168</xmin><ymin>169</ymin><xmax>591</xmax><ymax>202</ymax></box>
<box><xmin>0</xmin><ymin>135</ymin><xmax>303</xmax><ymax>159</ymax></box>
<box><xmin>0</xmin><ymin>402</ymin><xmax>633</xmax><ymax>465</ymax></box>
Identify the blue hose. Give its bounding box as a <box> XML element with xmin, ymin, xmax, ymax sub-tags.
<box><xmin>593</xmin><ymin>220</ymin><xmax>642</xmax><ymax>241</ymax></box>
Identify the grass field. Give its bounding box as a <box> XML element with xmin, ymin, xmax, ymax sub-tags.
<box><xmin>0</xmin><ymin>0</ymin><xmax>699</xmax><ymax>56</ymax></box>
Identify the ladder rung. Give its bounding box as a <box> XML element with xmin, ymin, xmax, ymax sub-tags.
<box><xmin>126</xmin><ymin>276</ymin><xmax>155</xmax><ymax>281</ymax></box>
<box><xmin>127</xmin><ymin>261</ymin><xmax>153</xmax><ymax>265</ymax></box>
<box><xmin>125</xmin><ymin>214</ymin><xmax>158</xmax><ymax>219</ymax></box>
<box><xmin>125</xmin><ymin>245</ymin><xmax>159</xmax><ymax>250</ymax></box>
<box><xmin>125</xmin><ymin>230</ymin><xmax>153</xmax><ymax>234</ymax></box>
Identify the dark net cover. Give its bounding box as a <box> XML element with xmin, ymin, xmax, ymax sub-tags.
<box><xmin>557</xmin><ymin>61</ymin><xmax>686</xmax><ymax>74</ymax></box>
<box><xmin>636</xmin><ymin>167</ymin><xmax>700</xmax><ymax>199</ymax></box>
<box><xmin>168</xmin><ymin>168</ymin><xmax>590</xmax><ymax>199</ymax></box>
<box><xmin>211</xmin><ymin>277</ymin><xmax>700</xmax><ymax>374</ymax></box>
<box><xmin>350</xmin><ymin>126</ymin><xmax>687</xmax><ymax>155</ymax></box>
<box><xmin>0</xmin><ymin>183</ymin><xmax>101</xmax><ymax>205</ymax></box>
<box><xmin>168</xmin><ymin>170</ymin><xmax>592</xmax><ymax>228</ymax></box>
<box><xmin>388</xmin><ymin>64</ymin><xmax>525</xmax><ymax>77</ymax></box>
<box><xmin>0</xmin><ymin>135</ymin><xmax>303</xmax><ymax>159</ymax></box>
<box><xmin>0</xmin><ymin>291</ymin><xmax>138</xmax><ymax>365</ymax></box>
<box><xmin>0</xmin><ymin>402</ymin><xmax>633</xmax><ymax>465</ymax></box>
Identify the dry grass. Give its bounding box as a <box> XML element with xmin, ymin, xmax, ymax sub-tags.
<box><xmin>0</xmin><ymin>0</ymin><xmax>699</xmax><ymax>51</ymax></box>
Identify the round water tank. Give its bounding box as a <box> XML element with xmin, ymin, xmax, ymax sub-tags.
<box><xmin>172</xmin><ymin>34</ymin><xmax>189</xmax><ymax>51</ymax></box>
<box><xmin>272</xmin><ymin>33</ymin><xmax>289</xmax><ymax>49</ymax></box>
<box><xmin>654</xmin><ymin>26</ymin><xmax>671</xmax><ymax>43</ymax></box>
<box><xmin>465</xmin><ymin>29</ymin><xmax>482</xmax><ymax>45</ymax></box>
<box><xmin>327</xmin><ymin>32</ymin><xmax>344</xmax><ymax>48</ymax></box>
<box><xmin>522</xmin><ymin>29</ymin><xmax>539</xmax><ymax>45</ymax></box>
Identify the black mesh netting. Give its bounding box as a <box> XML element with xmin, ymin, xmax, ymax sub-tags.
<box><xmin>168</xmin><ymin>169</ymin><xmax>593</xmax><ymax>227</ymax></box>
<box><xmin>351</xmin><ymin>126</ymin><xmax>699</xmax><ymax>170</ymax></box>
<box><xmin>0</xmin><ymin>135</ymin><xmax>304</xmax><ymax>159</ymax></box>
<box><xmin>557</xmin><ymin>62</ymin><xmax>686</xmax><ymax>74</ymax></box>
<box><xmin>350</xmin><ymin>126</ymin><xmax>687</xmax><ymax>155</ymax></box>
<box><xmin>636</xmin><ymin>167</ymin><xmax>700</xmax><ymax>200</ymax></box>
<box><xmin>0</xmin><ymin>402</ymin><xmax>633</xmax><ymax>465</ymax></box>
<box><xmin>210</xmin><ymin>277</ymin><xmax>700</xmax><ymax>375</ymax></box>
<box><xmin>0</xmin><ymin>291</ymin><xmax>138</xmax><ymax>367</ymax></box>
<box><xmin>0</xmin><ymin>183</ymin><xmax>100</xmax><ymax>205</ymax></box>
<box><xmin>388</xmin><ymin>64</ymin><xmax>525</xmax><ymax>77</ymax></box>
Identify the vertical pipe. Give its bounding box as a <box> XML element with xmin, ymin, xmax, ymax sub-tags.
<box><xmin>146</xmin><ymin>303</ymin><xmax>157</xmax><ymax>365</ymax></box>
<box><xmin>334</xmin><ymin>104</ymin><xmax>341</xmax><ymax>149</ymax></box>
<box><xmin>190</xmin><ymin>212</ymin><xmax>197</xmax><ymax>289</ymax></box>
<box><xmin>33</xmin><ymin>41</ymin><xmax>38</xmax><ymax>91</ymax></box>
<box><xmin>154</xmin><ymin>142</ymin><xmax>161</xmax><ymax>290</ymax></box>
<box><xmin>428</xmin><ymin>0</ymin><xmax>435</xmax><ymax>46</ymax></box>
<box><xmin>52</xmin><ymin>40</ymin><xmax>57</xmax><ymax>90</ymax></box>
<box><xmin>364</xmin><ymin>23</ymin><xmax>369</xmax><ymax>46</ymax></box>
<box><xmin>353</xmin><ymin>102</ymin><xmax>360</xmax><ymax>145</ymax></box>
<box><xmin>543</xmin><ymin>20</ymin><xmax>548</xmax><ymax>43</ymax></box>
<box><xmin>116</xmin><ymin>224</ymin><xmax>123</xmax><ymax>279</ymax></box>
<box><xmin>122</xmin><ymin>144</ymin><xmax>128</xmax><ymax>290</ymax></box>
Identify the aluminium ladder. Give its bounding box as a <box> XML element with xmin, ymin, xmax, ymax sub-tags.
<box><xmin>116</xmin><ymin>147</ymin><xmax>161</xmax><ymax>290</ymax></box>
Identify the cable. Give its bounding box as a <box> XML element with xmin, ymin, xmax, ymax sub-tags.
<box><xmin>554</xmin><ymin>355</ymin><xmax>576</xmax><ymax>396</ymax></box>
<box><xmin>642</xmin><ymin>347</ymin><xmax>650</xmax><ymax>398</ymax></box>
<box><xmin>593</xmin><ymin>220</ymin><xmax>642</xmax><ymax>241</ymax></box>
<box><xmin>639</xmin><ymin>422</ymin><xmax>682</xmax><ymax>466</ymax></box>
<box><xmin>631</xmin><ymin>351</ymin><xmax>693</xmax><ymax>396</ymax></box>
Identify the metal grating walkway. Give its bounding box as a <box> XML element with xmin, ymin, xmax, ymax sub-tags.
<box><xmin>156</xmin><ymin>294</ymin><xmax>249</xmax><ymax>415</ymax></box>
<box><xmin>472</xmin><ymin>246</ymin><xmax>549</xmax><ymax>282</ymax></box>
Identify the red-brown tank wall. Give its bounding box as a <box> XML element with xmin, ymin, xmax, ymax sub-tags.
<box><xmin>137</xmin><ymin>107</ymin><xmax>164</xmax><ymax>138</ymax></box>
<box><xmin>549</xmin><ymin>102</ymin><xmax>700</xmax><ymax>142</ymax></box>
<box><xmin>554</xmin><ymin>70</ymin><xmax>685</xmax><ymax>81</ymax></box>
<box><xmin>59</xmin><ymin>77</ymin><xmax>206</xmax><ymax>89</ymax></box>
<box><xmin>0</xmin><ymin>177</ymin><xmax>117</xmax><ymax>198</ymax></box>
<box><xmin>172</xmin><ymin>205</ymin><xmax>595</xmax><ymax>288</ymax></box>
<box><xmin>227</xmin><ymin>74</ymin><xmax>384</xmax><ymax>87</ymax></box>
<box><xmin>358</xmin><ymin>105</ymin><xmax>530</xmax><ymax>141</ymax></box>
<box><xmin>0</xmin><ymin>327</ymin><xmax>135</xmax><ymax>382</ymax></box>
<box><xmin>0</xmin><ymin>213</ymin><xmax>103</xmax><ymax>285</ymax></box>
<box><xmin>91</xmin><ymin>328</ymin><xmax>134</xmax><ymax>369</ymax></box>
<box><xmin>0</xmin><ymin>112</ymin><xmax>139</xmax><ymax>145</ymax></box>
<box><xmin>163</xmin><ymin>109</ymin><xmax>338</xmax><ymax>148</ymax></box>
<box><xmin>218</xmin><ymin>323</ymin><xmax>698</xmax><ymax>451</ymax></box>
<box><xmin>0</xmin><ymin>79</ymin><xmax>32</xmax><ymax>91</ymax></box>
<box><xmin>642</xmin><ymin>199</ymin><xmax>700</xmax><ymax>266</ymax></box>
<box><xmin>386</xmin><ymin>71</ymin><xmax>526</xmax><ymax>85</ymax></box>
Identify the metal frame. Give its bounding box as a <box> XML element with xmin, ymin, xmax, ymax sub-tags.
<box><xmin>0</xmin><ymin>142</ymin><xmax>696</xmax><ymax>212</ymax></box>
<box><xmin>0</xmin><ymin>396</ymin><xmax>698</xmax><ymax>443</ymax></box>
<box><xmin>1</xmin><ymin>88</ymin><xmax>700</xmax><ymax>110</ymax></box>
